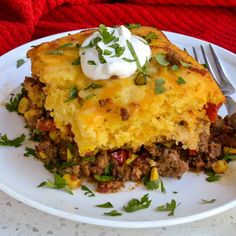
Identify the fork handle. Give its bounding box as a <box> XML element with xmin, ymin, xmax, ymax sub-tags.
<box><xmin>225</xmin><ymin>96</ymin><xmax>236</xmax><ymax>116</ymax></box>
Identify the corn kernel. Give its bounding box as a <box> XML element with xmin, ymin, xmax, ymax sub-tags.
<box><xmin>63</xmin><ymin>174</ymin><xmax>81</xmax><ymax>189</ymax></box>
<box><xmin>223</xmin><ymin>147</ymin><xmax>236</xmax><ymax>155</ymax></box>
<box><xmin>38</xmin><ymin>151</ymin><xmax>47</xmax><ymax>159</ymax></box>
<box><xmin>150</xmin><ymin>167</ymin><xmax>159</xmax><ymax>181</ymax></box>
<box><xmin>163</xmin><ymin>141</ymin><xmax>174</xmax><ymax>148</ymax></box>
<box><xmin>24</xmin><ymin>108</ymin><xmax>39</xmax><ymax>121</ymax></box>
<box><xmin>125</xmin><ymin>154</ymin><xmax>138</xmax><ymax>165</ymax></box>
<box><xmin>67</xmin><ymin>148</ymin><xmax>73</xmax><ymax>162</ymax></box>
<box><xmin>49</xmin><ymin>131</ymin><xmax>59</xmax><ymax>142</ymax></box>
<box><xmin>149</xmin><ymin>159</ymin><xmax>157</xmax><ymax>167</ymax></box>
<box><xmin>212</xmin><ymin>160</ymin><xmax>228</xmax><ymax>174</ymax></box>
<box><xmin>18</xmin><ymin>97</ymin><xmax>30</xmax><ymax>114</ymax></box>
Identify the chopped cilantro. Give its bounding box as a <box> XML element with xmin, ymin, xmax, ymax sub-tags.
<box><xmin>87</xmin><ymin>60</ymin><xmax>96</xmax><ymax>65</ymax></box>
<box><xmin>104</xmin><ymin>210</ymin><xmax>122</xmax><ymax>216</ymax></box>
<box><xmin>126</xmin><ymin>23</ymin><xmax>141</xmax><ymax>29</ymax></box>
<box><xmin>173</xmin><ymin>191</ymin><xmax>178</xmax><ymax>194</ymax></box>
<box><xmin>123</xmin><ymin>194</ymin><xmax>151</xmax><ymax>212</ymax></box>
<box><xmin>109</xmin><ymin>43</ymin><xmax>119</xmax><ymax>49</ymax></box>
<box><xmin>223</xmin><ymin>154</ymin><xmax>236</xmax><ymax>162</ymax></box>
<box><xmin>96</xmin><ymin>202</ymin><xmax>113</xmax><ymax>208</ymax></box>
<box><xmin>94</xmin><ymin>174</ymin><xmax>113</xmax><ymax>182</ymax></box>
<box><xmin>103</xmin><ymin>49</ymin><xmax>112</xmax><ymax>55</ymax></box>
<box><xmin>0</xmin><ymin>133</ymin><xmax>26</xmax><ymax>147</ymax></box>
<box><xmin>98</xmin><ymin>24</ymin><xmax>115</xmax><ymax>44</ymax></box>
<box><xmin>126</xmin><ymin>40</ymin><xmax>142</xmax><ymax>72</ymax></box>
<box><xmin>205</xmin><ymin>169</ymin><xmax>221</xmax><ymax>182</ymax></box>
<box><xmin>145</xmin><ymin>32</ymin><xmax>157</xmax><ymax>43</ymax></box>
<box><xmin>5</xmin><ymin>92</ymin><xmax>23</xmax><ymax>113</ymax></box>
<box><xmin>65</xmin><ymin>86</ymin><xmax>78</xmax><ymax>102</ymax></box>
<box><xmin>81</xmin><ymin>185</ymin><xmax>95</xmax><ymax>197</ymax></box>
<box><xmin>122</xmin><ymin>58</ymin><xmax>135</xmax><ymax>63</ymax></box>
<box><xmin>171</xmin><ymin>64</ymin><xmax>179</xmax><ymax>71</ymax></box>
<box><xmin>16</xmin><ymin>59</ymin><xmax>25</xmax><ymax>68</ymax></box>
<box><xmin>72</xmin><ymin>57</ymin><xmax>80</xmax><ymax>65</ymax></box>
<box><xmin>201</xmin><ymin>199</ymin><xmax>216</xmax><ymax>204</ymax></box>
<box><xmin>177</xmin><ymin>77</ymin><xmax>186</xmax><ymax>85</ymax></box>
<box><xmin>155</xmin><ymin>78</ymin><xmax>166</xmax><ymax>94</ymax></box>
<box><xmin>84</xmin><ymin>82</ymin><xmax>103</xmax><ymax>90</ymax></box>
<box><xmin>155</xmin><ymin>53</ymin><xmax>170</xmax><ymax>66</ymax></box>
<box><xmin>180</xmin><ymin>60</ymin><xmax>190</xmax><ymax>68</ymax></box>
<box><xmin>157</xmin><ymin>199</ymin><xmax>179</xmax><ymax>216</ymax></box>
<box><xmin>24</xmin><ymin>147</ymin><xmax>36</xmax><ymax>157</ymax></box>
<box><xmin>82</xmin><ymin>156</ymin><xmax>95</xmax><ymax>163</ymax></box>
<box><xmin>84</xmin><ymin>94</ymin><xmax>96</xmax><ymax>101</ymax></box>
<box><xmin>143</xmin><ymin>176</ymin><xmax>166</xmax><ymax>193</ymax></box>
<box><xmin>29</xmin><ymin>129</ymin><xmax>43</xmax><ymax>142</ymax></box>
<box><xmin>114</xmin><ymin>46</ymin><xmax>125</xmax><ymax>57</ymax></box>
<box><xmin>57</xmin><ymin>42</ymin><xmax>73</xmax><ymax>49</ymax></box>
<box><xmin>95</xmin><ymin>44</ymin><xmax>107</xmax><ymax>64</ymax></box>
<box><xmin>37</xmin><ymin>173</ymin><xmax>73</xmax><ymax>195</ymax></box>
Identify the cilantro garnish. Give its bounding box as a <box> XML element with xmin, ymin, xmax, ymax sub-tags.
<box><xmin>145</xmin><ymin>32</ymin><xmax>157</xmax><ymax>43</ymax></box>
<box><xmin>84</xmin><ymin>93</ymin><xmax>96</xmax><ymax>101</ymax></box>
<box><xmin>126</xmin><ymin>40</ymin><xmax>142</xmax><ymax>72</ymax></box>
<box><xmin>37</xmin><ymin>173</ymin><xmax>73</xmax><ymax>195</ymax></box>
<box><xmin>155</xmin><ymin>78</ymin><xmax>166</xmax><ymax>94</ymax></box>
<box><xmin>5</xmin><ymin>92</ymin><xmax>23</xmax><ymax>113</ymax></box>
<box><xmin>29</xmin><ymin>129</ymin><xmax>43</xmax><ymax>142</ymax></box>
<box><xmin>171</xmin><ymin>64</ymin><xmax>179</xmax><ymax>71</ymax></box>
<box><xmin>0</xmin><ymin>133</ymin><xmax>26</xmax><ymax>147</ymax></box>
<box><xmin>201</xmin><ymin>199</ymin><xmax>216</xmax><ymax>204</ymax></box>
<box><xmin>24</xmin><ymin>147</ymin><xmax>36</xmax><ymax>157</ymax></box>
<box><xmin>205</xmin><ymin>169</ymin><xmax>221</xmax><ymax>182</ymax></box>
<box><xmin>94</xmin><ymin>174</ymin><xmax>113</xmax><ymax>182</ymax></box>
<box><xmin>72</xmin><ymin>57</ymin><xmax>80</xmax><ymax>65</ymax></box>
<box><xmin>114</xmin><ymin>46</ymin><xmax>125</xmax><ymax>57</ymax></box>
<box><xmin>173</xmin><ymin>191</ymin><xmax>178</xmax><ymax>194</ymax></box>
<box><xmin>104</xmin><ymin>210</ymin><xmax>122</xmax><ymax>216</ymax></box>
<box><xmin>176</xmin><ymin>77</ymin><xmax>186</xmax><ymax>85</ymax></box>
<box><xmin>16</xmin><ymin>59</ymin><xmax>25</xmax><ymax>68</ymax></box>
<box><xmin>180</xmin><ymin>60</ymin><xmax>190</xmax><ymax>68</ymax></box>
<box><xmin>157</xmin><ymin>199</ymin><xmax>179</xmax><ymax>216</ymax></box>
<box><xmin>82</xmin><ymin>156</ymin><xmax>95</xmax><ymax>163</ymax></box>
<box><xmin>109</xmin><ymin>43</ymin><xmax>119</xmax><ymax>49</ymax></box>
<box><xmin>98</xmin><ymin>24</ymin><xmax>115</xmax><ymax>44</ymax></box>
<box><xmin>126</xmin><ymin>23</ymin><xmax>141</xmax><ymax>29</ymax></box>
<box><xmin>45</xmin><ymin>42</ymin><xmax>73</xmax><ymax>55</ymax></box>
<box><xmin>122</xmin><ymin>58</ymin><xmax>135</xmax><ymax>63</ymax></box>
<box><xmin>57</xmin><ymin>42</ymin><xmax>73</xmax><ymax>49</ymax></box>
<box><xmin>143</xmin><ymin>176</ymin><xmax>166</xmax><ymax>193</ymax></box>
<box><xmin>84</xmin><ymin>82</ymin><xmax>103</xmax><ymax>90</ymax></box>
<box><xmin>123</xmin><ymin>194</ymin><xmax>151</xmax><ymax>212</ymax></box>
<box><xmin>103</xmin><ymin>49</ymin><xmax>112</xmax><ymax>55</ymax></box>
<box><xmin>45</xmin><ymin>50</ymin><xmax>63</xmax><ymax>55</ymax></box>
<box><xmin>96</xmin><ymin>202</ymin><xmax>113</xmax><ymax>208</ymax></box>
<box><xmin>87</xmin><ymin>60</ymin><xmax>96</xmax><ymax>65</ymax></box>
<box><xmin>65</xmin><ymin>86</ymin><xmax>78</xmax><ymax>102</ymax></box>
<box><xmin>155</xmin><ymin>53</ymin><xmax>170</xmax><ymax>66</ymax></box>
<box><xmin>81</xmin><ymin>185</ymin><xmax>95</xmax><ymax>197</ymax></box>
<box><xmin>95</xmin><ymin>44</ymin><xmax>107</xmax><ymax>64</ymax></box>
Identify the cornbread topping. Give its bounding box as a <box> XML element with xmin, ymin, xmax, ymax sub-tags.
<box><xmin>80</xmin><ymin>25</ymin><xmax>151</xmax><ymax>80</ymax></box>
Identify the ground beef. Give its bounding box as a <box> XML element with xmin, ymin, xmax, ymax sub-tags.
<box><xmin>157</xmin><ymin>149</ymin><xmax>189</xmax><ymax>178</ymax></box>
<box><xmin>90</xmin><ymin>151</ymin><xmax>109</xmax><ymax>175</ymax></box>
<box><xmin>112</xmin><ymin>163</ymin><xmax>132</xmax><ymax>181</ymax></box>
<box><xmin>36</xmin><ymin>141</ymin><xmax>57</xmax><ymax>164</ymax></box>
<box><xmin>131</xmin><ymin>155</ymin><xmax>150</xmax><ymax>181</ymax></box>
<box><xmin>97</xmin><ymin>181</ymin><xmax>124</xmax><ymax>193</ymax></box>
<box><xmin>199</xmin><ymin>132</ymin><xmax>209</xmax><ymax>152</ymax></box>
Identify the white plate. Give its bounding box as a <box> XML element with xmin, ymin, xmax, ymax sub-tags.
<box><xmin>0</xmin><ymin>30</ymin><xmax>236</xmax><ymax>228</ymax></box>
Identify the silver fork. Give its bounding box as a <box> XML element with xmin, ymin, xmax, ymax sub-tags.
<box><xmin>186</xmin><ymin>44</ymin><xmax>236</xmax><ymax>115</ymax></box>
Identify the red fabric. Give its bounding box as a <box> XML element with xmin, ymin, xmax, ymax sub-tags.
<box><xmin>127</xmin><ymin>0</ymin><xmax>236</xmax><ymax>7</ymax></box>
<box><xmin>0</xmin><ymin>0</ymin><xmax>236</xmax><ymax>56</ymax></box>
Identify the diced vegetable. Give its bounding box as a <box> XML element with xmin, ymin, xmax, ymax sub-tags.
<box><xmin>110</xmin><ymin>149</ymin><xmax>129</xmax><ymax>164</ymax></box>
<box><xmin>37</xmin><ymin>119</ymin><xmax>56</xmax><ymax>132</ymax></box>
<box><xmin>63</xmin><ymin>174</ymin><xmax>81</xmax><ymax>189</ymax></box>
<box><xmin>125</xmin><ymin>154</ymin><xmax>138</xmax><ymax>165</ymax></box>
<box><xmin>223</xmin><ymin>147</ymin><xmax>236</xmax><ymax>155</ymax></box>
<box><xmin>212</xmin><ymin>160</ymin><xmax>228</xmax><ymax>174</ymax></box>
<box><xmin>18</xmin><ymin>97</ymin><xmax>30</xmax><ymax>114</ymax></box>
<box><xmin>150</xmin><ymin>167</ymin><xmax>159</xmax><ymax>181</ymax></box>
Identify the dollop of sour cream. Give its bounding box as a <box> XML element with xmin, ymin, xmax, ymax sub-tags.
<box><xmin>80</xmin><ymin>25</ymin><xmax>151</xmax><ymax>80</ymax></box>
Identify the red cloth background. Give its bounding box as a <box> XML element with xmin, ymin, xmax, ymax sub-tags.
<box><xmin>0</xmin><ymin>0</ymin><xmax>236</xmax><ymax>56</ymax></box>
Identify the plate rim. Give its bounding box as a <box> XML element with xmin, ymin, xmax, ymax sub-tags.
<box><xmin>0</xmin><ymin>28</ymin><xmax>236</xmax><ymax>228</ymax></box>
